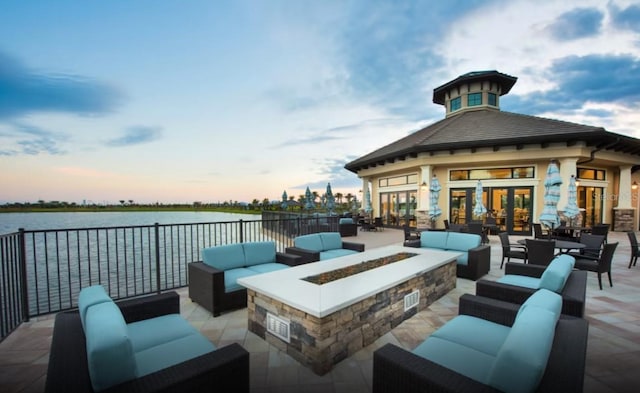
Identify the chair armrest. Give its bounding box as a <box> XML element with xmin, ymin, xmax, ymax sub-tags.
<box><xmin>504</xmin><ymin>262</ymin><xmax>545</xmax><ymax>278</ymax></box>
<box><xmin>458</xmin><ymin>293</ymin><xmax>519</xmax><ymax>327</ymax></box>
<box><xmin>117</xmin><ymin>291</ymin><xmax>180</xmax><ymax>324</ymax></box>
<box><xmin>474</xmin><ymin>280</ymin><xmax>536</xmax><ymax>308</ymax></box>
<box><xmin>373</xmin><ymin>343</ymin><xmax>499</xmax><ymax>393</ymax></box>
<box><xmin>276</xmin><ymin>252</ymin><xmax>303</xmax><ymax>266</ymax></box>
<box><xmin>284</xmin><ymin>247</ymin><xmax>320</xmax><ymax>264</ymax></box>
<box><xmin>342</xmin><ymin>241</ymin><xmax>365</xmax><ymax>252</ymax></box>
<box><xmin>403</xmin><ymin>239</ymin><xmax>421</xmax><ymax>248</ymax></box>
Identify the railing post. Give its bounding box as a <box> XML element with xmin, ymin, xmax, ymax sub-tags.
<box><xmin>18</xmin><ymin>229</ymin><xmax>29</xmax><ymax>322</ymax></box>
<box><xmin>239</xmin><ymin>219</ymin><xmax>244</xmax><ymax>243</ymax></box>
<box><xmin>154</xmin><ymin>223</ymin><xmax>161</xmax><ymax>294</ymax></box>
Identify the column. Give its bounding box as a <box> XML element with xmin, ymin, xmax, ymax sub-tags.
<box><xmin>614</xmin><ymin>165</ymin><xmax>634</xmax><ymax>231</ymax></box>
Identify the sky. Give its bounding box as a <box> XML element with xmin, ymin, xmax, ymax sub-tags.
<box><xmin>1</xmin><ymin>0</ymin><xmax>640</xmax><ymax>205</ymax></box>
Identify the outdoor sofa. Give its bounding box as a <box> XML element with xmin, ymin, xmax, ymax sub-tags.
<box><xmin>45</xmin><ymin>286</ymin><xmax>249</xmax><ymax>393</ymax></box>
<box><xmin>189</xmin><ymin>241</ymin><xmax>301</xmax><ymax>317</ymax></box>
<box><xmin>475</xmin><ymin>254</ymin><xmax>587</xmax><ymax>317</ymax></box>
<box><xmin>285</xmin><ymin>231</ymin><xmax>365</xmax><ymax>264</ymax></box>
<box><xmin>404</xmin><ymin>231</ymin><xmax>491</xmax><ymax>280</ymax></box>
<box><xmin>373</xmin><ymin>289</ymin><xmax>589</xmax><ymax>393</ymax></box>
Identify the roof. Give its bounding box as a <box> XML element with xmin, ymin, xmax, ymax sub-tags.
<box><xmin>344</xmin><ymin>109</ymin><xmax>640</xmax><ymax>173</ymax></box>
<box><xmin>433</xmin><ymin>70</ymin><xmax>518</xmax><ymax>105</ymax></box>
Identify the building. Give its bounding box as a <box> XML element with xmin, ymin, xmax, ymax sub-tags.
<box><xmin>345</xmin><ymin>70</ymin><xmax>640</xmax><ymax>234</ymax></box>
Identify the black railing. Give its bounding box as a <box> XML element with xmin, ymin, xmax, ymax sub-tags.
<box><xmin>0</xmin><ymin>214</ymin><xmax>340</xmax><ymax>342</ymax></box>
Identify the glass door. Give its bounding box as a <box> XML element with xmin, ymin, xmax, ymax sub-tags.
<box><xmin>578</xmin><ymin>186</ymin><xmax>603</xmax><ymax>226</ymax></box>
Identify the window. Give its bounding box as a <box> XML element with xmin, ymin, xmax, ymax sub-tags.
<box><xmin>379</xmin><ymin>174</ymin><xmax>418</xmax><ymax>187</ymax></box>
<box><xmin>468</xmin><ymin>92</ymin><xmax>482</xmax><ymax>106</ymax></box>
<box><xmin>577</xmin><ymin>168</ymin><xmax>605</xmax><ymax>181</ymax></box>
<box><xmin>488</xmin><ymin>93</ymin><xmax>497</xmax><ymax>106</ymax></box>
<box><xmin>450</xmin><ymin>97</ymin><xmax>461</xmax><ymax>111</ymax></box>
<box><xmin>449</xmin><ymin>167</ymin><xmax>535</xmax><ymax>181</ymax></box>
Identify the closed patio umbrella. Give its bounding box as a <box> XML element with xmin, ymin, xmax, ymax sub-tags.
<box><xmin>563</xmin><ymin>175</ymin><xmax>580</xmax><ymax>225</ymax></box>
<box><xmin>539</xmin><ymin>160</ymin><xmax>562</xmax><ymax>230</ymax></box>
<box><xmin>364</xmin><ymin>187</ymin><xmax>372</xmax><ymax>214</ymax></box>
<box><xmin>281</xmin><ymin>190</ymin><xmax>289</xmax><ymax>210</ymax></box>
<box><xmin>473</xmin><ymin>180</ymin><xmax>487</xmax><ymax>217</ymax></box>
<box><xmin>304</xmin><ymin>187</ymin><xmax>315</xmax><ymax>210</ymax></box>
<box><xmin>325</xmin><ymin>183</ymin><xmax>335</xmax><ymax>214</ymax></box>
<box><xmin>428</xmin><ymin>175</ymin><xmax>442</xmax><ymax>222</ymax></box>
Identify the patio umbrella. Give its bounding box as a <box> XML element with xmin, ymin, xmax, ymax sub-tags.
<box><xmin>281</xmin><ymin>190</ymin><xmax>289</xmax><ymax>210</ymax></box>
<box><xmin>473</xmin><ymin>180</ymin><xmax>487</xmax><ymax>217</ymax></box>
<box><xmin>539</xmin><ymin>160</ymin><xmax>563</xmax><ymax>230</ymax></box>
<box><xmin>428</xmin><ymin>175</ymin><xmax>442</xmax><ymax>222</ymax></box>
<box><xmin>363</xmin><ymin>187</ymin><xmax>372</xmax><ymax>214</ymax></box>
<box><xmin>325</xmin><ymin>183</ymin><xmax>335</xmax><ymax>213</ymax></box>
<box><xmin>304</xmin><ymin>187</ymin><xmax>315</xmax><ymax>210</ymax></box>
<box><xmin>563</xmin><ymin>175</ymin><xmax>580</xmax><ymax>225</ymax></box>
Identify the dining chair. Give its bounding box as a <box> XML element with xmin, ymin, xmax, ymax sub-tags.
<box><xmin>627</xmin><ymin>231</ymin><xmax>639</xmax><ymax>268</ymax></box>
<box><xmin>525</xmin><ymin>239</ymin><xmax>555</xmax><ymax>266</ymax></box>
<box><xmin>590</xmin><ymin>223</ymin><xmax>610</xmax><ymax>243</ymax></box>
<box><xmin>498</xmin><ymin>232</ymin><xmax>527</xmax><ymax>269</ymax></box>
<box><xmin>374</xmin><ymin>217</ymin><xmax>384</xmax><ymax>231</ymax></box>
<box><xmin>403</xmin><ymin>225</ymin><xmax>420</xmax><ymax>241</ymax></box>
<box><xmin>467</xmin><ymin>222</ymin><xmax>488</xmax><ymax>244</ymax></box>
<box><xmin>532</xmin><ymin>223</ymin><xmax>549</xmax><ymax>239</ymax></box>
<box><xmin>567</xmin><ymin>234</ymin><xmax>605</xmax><ymax>260</ymax></box>
<box><xmin>574</xmin><ymin>242</ymin><xmax>618</xmax><ymax>290</ymax></box>
<box><xmin>443</xmin><ymin>219</ymin><xmax>450</xmax><ymax>230</ymax></box>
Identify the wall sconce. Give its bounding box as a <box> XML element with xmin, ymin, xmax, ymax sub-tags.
<box><xmin>633</xmin><ymin>181</ymin><xmax>638</xmax><ymax>190</ymax></box>
<box><xmin>575</xmin><ymin>177</ymin><xmax>580</xmax><ymax>187</ymax></box>
<box><xmin>420</xmin><ymin>181</ymin><xmax>427</xmax><ymax>190</ymax></box>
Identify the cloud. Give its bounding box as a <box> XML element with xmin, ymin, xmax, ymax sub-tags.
<box><xmin>504</xmin><ymin>53</ymin><xmax>640</xmax><ymax>115</ymax></box>
<box><xmin>0</xmin><ymin>123</ymin><xmax>67</xmax><ymax>156</ymax></box>
<box><xmin>546</xmin><ymin>7</ymin><xmax>603</xmax><ymax>41</ymax></box>
<box><xmin>609</xmin><ymin>2</ymin><xmax>640</xmax><ymax>33</ymax></box>
<box><xmin>0</xmin><ymin>51</ymin><xmax>122</xmax><ymax>120</ymax></box>
<box><xmin>106</xmin><ymin>126</ymin><xmax>162</xmax><ymax>147</ymax></box>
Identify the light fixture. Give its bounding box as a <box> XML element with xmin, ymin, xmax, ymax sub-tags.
<box><xmin>633</xmin><ymin>181</ymin><xmax>638</xmax><ymax>190</ymax></box>
<box><xmin>420</xmin><ymin>181</ymin><xmax>427</xmax><ymax>190</ymax></box>
<box><xmin>575</xmin><ymin>177</ymin><xmax>580</xmax><ymax>187</ymax></box>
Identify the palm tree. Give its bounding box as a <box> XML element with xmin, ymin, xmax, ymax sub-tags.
<box><xmin>335</xmin><ymin>192</ymin><xmax>344</xmax><ymax>205</ymax></box>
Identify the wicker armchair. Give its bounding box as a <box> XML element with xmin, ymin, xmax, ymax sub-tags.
<box><xmin>372</xmin><ymin>294</ymin><xmax>589</xmax><ymax>393</ymax></box>
<box><xmin>45</xmin><ymin>291</ymin><xmax>250</xmax><ymax>393</ymax></box>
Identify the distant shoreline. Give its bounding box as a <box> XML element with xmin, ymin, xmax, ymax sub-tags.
<box><xmin>0</xmin><ymin>206</ymin><xmax>263</xmax><ymax>214</ymax></box>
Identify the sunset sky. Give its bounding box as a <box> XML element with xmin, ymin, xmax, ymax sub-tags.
<box><xmin>2</xmin><ymin>0</ymin><xmax>639</xmax><ymax>204</ymax></box>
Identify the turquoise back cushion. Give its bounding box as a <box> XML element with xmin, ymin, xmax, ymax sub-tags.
<box><xmin>420</xmin><ymin>231</ymin><xmax>449</xmax><ymax>249</ymax></box>
<box><xmin>339</xmin><ymin>218</ymin><xmax>354</xmax><ymax>224</ymax></box>
<box><xmin>243</xmin><ymin>242</ymin><xmax>276</xmax><ymax>266</ymax></box>
<box><xmin>446</xmin><ymin>232</ymin><xmax>481</xmax><ymax>252</ymax></box>
<box><xmin>320</xmin><ymin>232</ymin><xmax>343</xmax><ymax>250</ymax></box>
<box><xmin>488</xmin><ymin>306</ymin><xmax>559</xmax><ymax>393</ymax></box>
<box><xmin>539</xmin><ymin>255</ymin><xmax>575</xmax><ymax>293</ymax></box>
<box><xmin>78</xmin><ymin>285</ymin><xmax>112</xmax><ymax>331</ymax></box>
<box><xmin>295</xmin><ymin>234</ymin><xmax>324</xmax><ymax>252</ymax></box>
<box><xmin>85</xmin><ymin>301</ymin><xmax>138</xmax><ymax>391</ymax></box>
<box><xmin>202</xmin><ymin>244</ymin><xmax>246</xmax><ymax>270</ymax></box>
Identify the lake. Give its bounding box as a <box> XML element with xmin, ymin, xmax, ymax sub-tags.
<box><xmin>0</xmin><ymin>211</ymin><xmax>258</xmax><ymax>235</ymax></box>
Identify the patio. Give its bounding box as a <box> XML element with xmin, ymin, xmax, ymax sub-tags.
<box><xmin>1</xmin><ymin>229</ymin><xmax>639</xmax><ymax>392</ymax></box>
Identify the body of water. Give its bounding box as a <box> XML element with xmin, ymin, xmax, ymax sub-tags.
<box><xmin>0</xmin><ymin>211</ymin><xmax>258</xmax><ymax>234</ymax></box>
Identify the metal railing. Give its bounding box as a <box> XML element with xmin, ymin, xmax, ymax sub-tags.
<box><xmin>0</xmin><ymin>214</ymin><xmax>340</xmax><ymax>341</ymax></box>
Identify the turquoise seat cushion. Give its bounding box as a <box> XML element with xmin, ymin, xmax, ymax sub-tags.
<box><xmin>488</xmin><ymin>306</ymin><xmax>558</xmax><ymax>393</ymax></box>
<box><xmin>85</xmin><ymin>301</ymin><xmax>138</xmax><ymax>391</ymax></box>
<box><xmin>202</xmin><ymin>244</ymin><xmax>246</xmax><ymax>271</ymax></box>
<box><xmin>539</xmin><ymin>255</ymin><xmax>575</xmax><ymax>293</ymax></box>
<box><xmin>247</xmin><ymin>263</ymin><xmax>289</xmax><ymax>274</ymax></box>
<box><xmin>498</xmin><ymin>275</ymin><xmax>541</xmax><ymax>289</ymax></box>
<box><xmin>413</xmin><ymin>336</ymin><xmax>495</xmax><ymax>385</ymax></box>
<box><xmin>135</xmin><ymin>332</ymin><xmax>216</xmax><ymax>377</ymax></box>
<box><xmin>320</xmin><ymin>249</ymin><xmax>358</xmax><ymax>260</ymax></box>
<box><xmin>295</xmin><ymin>234</ymin><xmax>324</xmax><ymax>252</ymax></box>
<box><xmin>224</xmin><ymin>267</ymin><xmax>257</xmax><ymax>293</ymax></box>
<box><xmin>243</xmin><ymin>242</ymin><xmax>276</xmax><ymax>266</ymax></box>
<box><xmin>446</xmin><ymin>232</ymin><xmax>481</xmax><ymax>252</ymax></box>
<box><xmin>431</xmin><ymin>315</ymin><xmax>511</xmax><ymax>356</ymax></box>
<box><xmin>420</xmin><ymin>231</ymin><xmax>449</xmax><ymax>249</ymax></box>
<box><xmin>320</xmin><ymin>232</ymin><xmax>343</xmax><ymax>250</ymax></box>
<box><xmin>339</xmin><ymin>218</ymin><xmax>354</xmax><ymax>224</ymax></box>
<box><xmin>127</xmin><ymin>314</ymin><xmax>201</xmax><ymax>352</ymax></box>
<box><xmin>78</xmin><ymin>285</ymin><xmax>112</xmax><ymax>330</ymax></box>
<box><xmin>517</xmin><ymin>289</ymin><xmax>562</xmax><ymax>320</ymax></box>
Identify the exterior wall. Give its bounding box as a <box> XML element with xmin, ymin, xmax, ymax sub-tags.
<box><xmin>443</xmin><ymin>80</ymin><xmax>502</xmax><ymax>117</ymax></box>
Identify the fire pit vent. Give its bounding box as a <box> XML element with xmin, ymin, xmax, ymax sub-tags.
<box><xmin>404</xmin><ymin>290</ymin><xmax>420</xmax><ymax>311</ymax></box>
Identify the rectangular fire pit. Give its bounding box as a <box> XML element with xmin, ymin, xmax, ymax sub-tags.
<box><xmin>238</xmin><ymin>245</ymin><xmax>459</xmax><ymax>375</ymax></box>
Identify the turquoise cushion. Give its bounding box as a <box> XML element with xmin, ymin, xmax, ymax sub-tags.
<box><xmin>446</xmin><ymin>232</ymin><xmax>481</xmax><ymax>252</ymax></box>
<box><xmin>517</xmin><ymin>289</ymin><xmax>562</xmax><ymax>320</ymax></box>
<box><xmin>85</xmin><ymin>301</ymin><xmax>137</xmax><ymax>391</ymax></box>
<box><xmin>539</xmin><ymin>255</ymin><xmax>575</xmax><ymax>293</ymax></box>
<box><xmin>488</xmin><ymin>306</ymin><xmax>558</xmax><ymax>393</ymax></box>
<box><xmin>127</xmin><ymin>314</ymin><xmax>200</xmax><ymax>352</ymax></box>
<box><xmin>320</xmin><ymin>232</ymin><xmax>343</xmax><ymax>250</ymax></box>
<box><xmin>339</xmin><ymin>218</ymin><xmax>354</xmax><ymax>224</ymax></box>
<box><xmin>413</xmin><ymin>336</ymin><xmax>495</xmax><ymax>385</ymax></box>
<box><xmin>202</xmin><ymin>244</ymin><xmax>246</xmax><ymax>271</ymax></box>
<box><xmin>135</xmin><ymin>332</ymin><xmax>216</xmax><ymax>377</ymax></box>
<box><xmin>553</xmin><ymin>254</ymin><xmax>576</xmax><ymax>269</ymax></box>
<box><xmin>78</xmin><ymin>285</ymin><xmax>112</xmax><ymax>331</ymax></box>
<box><xmin>420</xmin><ymin>231</ymin><xmax>449</xmax><ymax>249</ymax></box>
<box><xmin>431</xmin><ymin>315</ymin><xmax>511</xmax><ymax>356</ymax></box>
<box><xmin>498</xmin><ymin>275</ymin><xmax>541</xmax><ymax>290</ymax></box>
<box><xmin>224</xmin><ymin>267</ymin><xmax>257</xmax><ymax>293</ymax></box>
<box><xmin>294</xmin><ymin>234</ymin><xmax>324</xmax><ymax>252</ymax></box>
<box><xmin>320</xmin><ymin>249</ymin><xmax>359</xmax><ymax>260</ymax></box>
<box><xmin>247</xmin><ymin>263</ymin><xmax>289</xmax><ymax>274</ymax></box>
<box><xmin>243</xmin><ymin>242</ymin><xmax>276</xmax><ymax>266</ymax></box>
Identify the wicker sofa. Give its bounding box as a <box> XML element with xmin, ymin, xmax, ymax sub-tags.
<box><xmin>189</xmin><ymin>241</ymin><xmax>301</xmax><ymax>317</ymax></box>
<box><xmin>476</xmin><ymin>254</ymin><xmax>587</xmax><ymax>317</ymax></box>
<box><xmin>404</xmin><ymin>231</ymin><xmax>491</xmax><ymax>280</ymax></box>
<box><xmin>45</xmin><ymin>288</ymin><xmax>249</xmax><ymax>393</ymax></box>
<box><xmin>285</xmin><ymin>232</ymin><xmax>365</xmax><ymax>264</ymax></box>
<box><xmin>373</xmin><ymin>290</ymin><xmax>589</xmax><ymax>393</ymax></box>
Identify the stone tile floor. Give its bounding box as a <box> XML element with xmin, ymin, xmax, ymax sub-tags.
<box><xmin>1</xmin><ymin>229</ymin><xmax>639</xmax><ymax>392</ymax></box>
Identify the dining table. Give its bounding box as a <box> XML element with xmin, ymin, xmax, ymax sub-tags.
<box><xmin>517</xmin><ymin>238</ymin><xmax>586</xmax><ymax>255</ymax></box>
